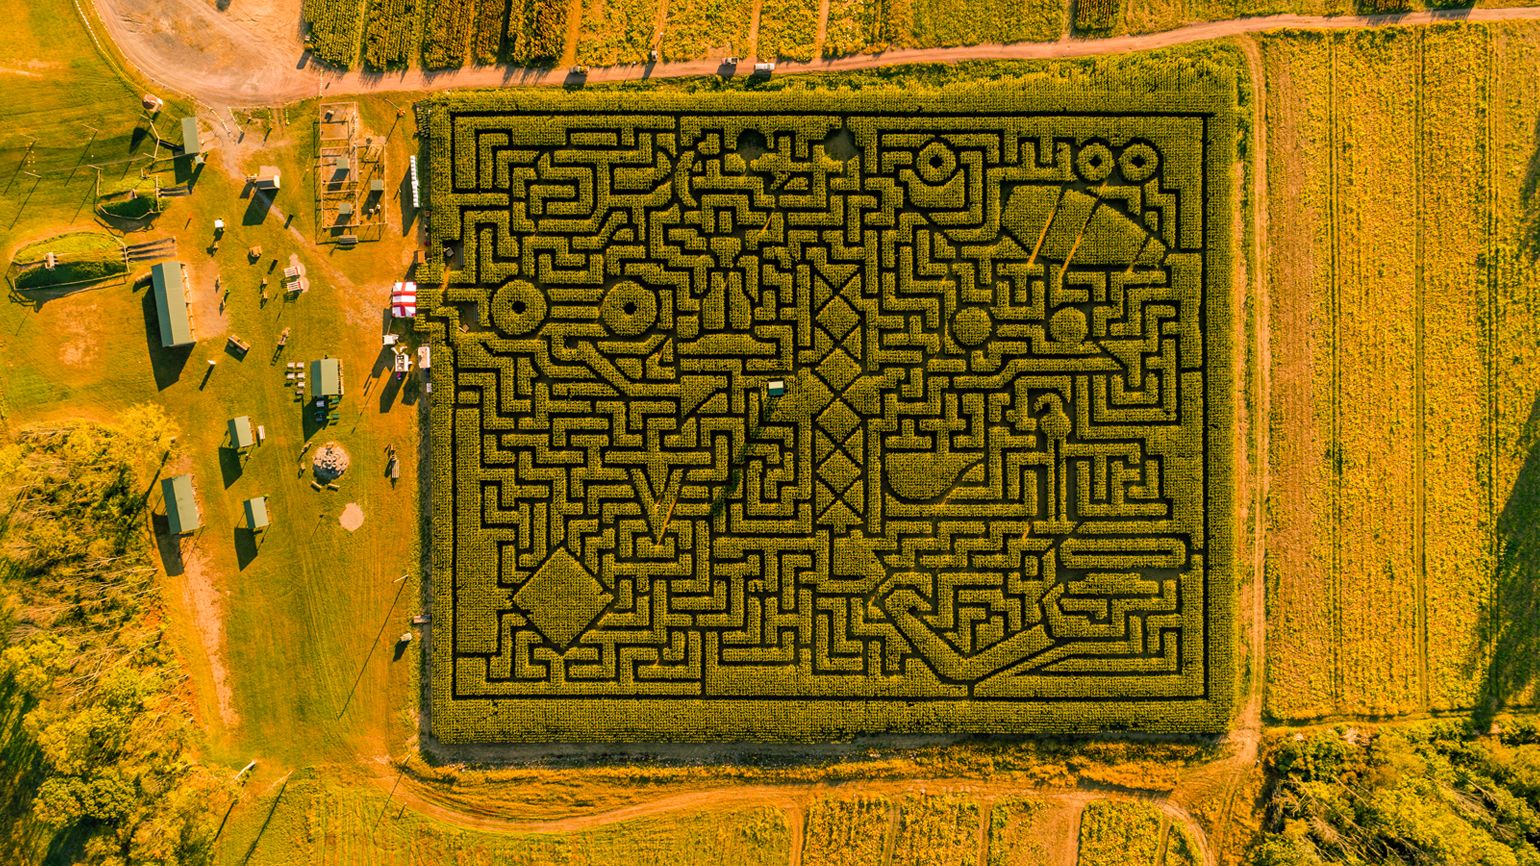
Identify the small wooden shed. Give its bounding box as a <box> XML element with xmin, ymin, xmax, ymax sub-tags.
<box><xmin>243</xmin><ymin>496</ymin><xmax>270</xmax><ymax>532</ymax></box>
<box><xmin>227</xmin><ymin>415</ymin><xmax>255</xmax><ymax>451</ymax></box>
<box><xmin>254</xmin><ymin>165</ymin><xmax>281</xmax><ymax>191</ymax></box>
<box><xmin>162</xmin><ymin>474</ymin><xmax>201</xmax><ymax>535</ymax></box>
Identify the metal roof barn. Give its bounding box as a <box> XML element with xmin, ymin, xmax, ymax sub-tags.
<box><xmin>311</xmin><ymin>358</ymin><xmax>343</xmax><ymax>398</ymax></box>
<box><xmin>150</xmin><ymin>262</ymin><xmax>195</xmax><ymax>347</ymax></box>
<box><xmin>162</xmin><ymin>474</ymin><xmax>200</xmax><ymax>535</ymax></box>
<box><xmin>243</xmin><ymin>496</ymin><xmax>269</xmax><ymax>531</ymax></box>
<box><xmin>181</xmin><ymin>116</ymin><xmax>202</xmax><ymax>154</ymax></box>
<box><xmin>228</xmin><ymin>415</ymin><xmax>255</xmax><ymax>450</ymax></box>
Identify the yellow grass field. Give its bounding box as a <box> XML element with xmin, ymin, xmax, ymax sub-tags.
<box><xmin>1263</xmin><ymin>22</ymin><xmax>1540</xmax><ymax>722</ymax></box>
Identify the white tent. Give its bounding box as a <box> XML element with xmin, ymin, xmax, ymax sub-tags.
<box><xmin>391</xmin><ymin>281</ymin><xmax>417</xmax><ymax>318</ymax></box>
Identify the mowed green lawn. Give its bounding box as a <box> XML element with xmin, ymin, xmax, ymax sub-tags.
<box><xmin>2</xmin><ymin>139</ymin><xmax>425</xmax><ymax>774</ymax></box>
<box><xmin>0</xmin><ymin>0</ymin><xmax>438</xmax><ymax>844</ymax></box>
<box><xmin>0</xmin><ymin>0</ymin><xmax>193</xmax><ymax>244</ymax></box>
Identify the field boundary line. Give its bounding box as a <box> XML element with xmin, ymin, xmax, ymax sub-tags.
<box><xmin>813</xmin><ymin>0</ymin><xmax>832</xmax><ymax>59</ymax></box>
<box><xmin>650</xmin><ymin>0</ymin><xmax>669</xmax><ymax>55</ymax></box>
<box><xmin>1327</xmin><ymin>33</ymin><xmax>1343</xmax><ymax>714</ymax></box>
<box><xmin>1414</xmin><ymin>26</ymin><xmax>1429</xmax><ymax>713</ymax></box>
<box><xmin>559</xmin><ymin>0</ymin><xmax>584</xmax><ymax>68</ymax></box>
<box><xmin>973</xmin><ymin>796</ymin><xmax>992</xmax><ymax>866</ymax></box>
<box><xmin>1484</xmin><ymin>24</ymin><xmax>1499</xmax><ymax>681</ymax></box>
<box><xmin>747</xmin><ymin>0</ymin><xmax>766</xmax><ymax>64</ymax></box>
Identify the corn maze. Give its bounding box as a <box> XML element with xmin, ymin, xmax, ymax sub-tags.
<box><xmin>422</xmin><ymin>83</ymin><xmax>1237</xmax><ymax>741</ymax></box>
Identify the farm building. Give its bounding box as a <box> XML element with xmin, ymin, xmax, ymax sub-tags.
<box><xmin>162</xmin><ymin>474</ymin><xmax>200</xmax><ymax>535</ymax></box>
<box><xmin>227</xmin><ymin>415</ymin><xmax>255</xmax><ymax>451</ymax></box>
<box><xmin>181</xmin><ymin>117</ymin><xmax>202</xmax><ymax>156</ymax></box>
<box><xmin>150</xmin><ymin>261</ymin><xmax>195</xmax><ymax>348</ymax></box>
<box><xmin>337</xmin><ymin>202</ymin><xmax>354</xmax><ymax>224</ymax></box>
<box><xmin>311</xmin><ymin>358</ymin><xmax>343</xmax><ymax>399</ymax></box>
<box><xmin>369</xmin><ymin>178</ymin><xmax>385</xmax><ymax>197</ymax></box>
<box><xmin>243</xmin><ymin>496</ymin><xmax>270</xmax><ymax>532</ymax></box>
<box><xmin>254</xmin><ymin>166</ymin><xmax>281</xmax><ymax>190</ymax></box>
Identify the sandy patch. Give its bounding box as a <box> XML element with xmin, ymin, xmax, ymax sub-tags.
<box><xmin>179</xmin><ymin>547</ymin><xmax>240</xmax><ymax>728</ymax></box>
<box><xmin>340</xmin><ymin>502</ymin><xmax>364</xmax><ymax>532</ymax></box>
<box><xmin>56</xmin><ymin>306</ymin><xmax>100</xmax><ymax>368</ymax></box>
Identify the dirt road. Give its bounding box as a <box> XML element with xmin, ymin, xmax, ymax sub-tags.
<box><xmin>89</xmin><ymin>1</ymin><xmax>1540</xmax><ymax>109</ymax></box>
<box><xmin>368</xmin><ymin>767</ymin><xmax>1214</xmax><ymax>866</ymax></box>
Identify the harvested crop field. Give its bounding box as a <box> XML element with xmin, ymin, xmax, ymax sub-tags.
<box><xmin>1262</xmin><ymin>22</ymin><xmax>1540</xmax><ymax>722</ymax></box>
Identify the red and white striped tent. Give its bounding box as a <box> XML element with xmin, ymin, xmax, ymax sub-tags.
<box><xmin>390</xmin><ymin>281</ymin><xmax>417</xmax><ymax>318</ymax></box>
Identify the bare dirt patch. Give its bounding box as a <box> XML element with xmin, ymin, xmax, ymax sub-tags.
<box><xmin>180</xmin><ymin>547</ymin><xmax>240</xmax><ymax>728</ymax></box>
<box><xmin>56</xmin><ymin>303</ymin><xmax>101</xmax><ymax>368</ymax></box>
<box><xmin>340</xmin><ymin>501</ymin><xmax>364</xmax><ymax>531</ymax></box>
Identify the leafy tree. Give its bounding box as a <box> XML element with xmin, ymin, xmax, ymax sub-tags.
<box><xmin>0</xmin><ymin>410</ymin><xmax>231</xmax><ymax>864</ymax></box>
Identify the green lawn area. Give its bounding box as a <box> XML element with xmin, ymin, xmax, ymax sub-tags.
<box><xmin>0</xmin><ymin>0</ymin><xmax>194</xmax><ymax>246</ymax></box>
<box><xmin>8</xmin><ymin>230</ymin><xmax>124</xmax><ymax>289</ymax></box>
<box><xmin>0</xmin><ymin>0</ymin><xmax>430</xmax><ymax>842</ymax></box>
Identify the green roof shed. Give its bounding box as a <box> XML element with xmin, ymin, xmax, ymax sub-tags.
<box><xmin>227</xmin><ymin>416</ymin><xmax>254</xmax><ymax>450</ymax></box>
<box><xmin>150</xmin><ymin>262</ymin><xmax>194</xmax><ymax>348</ymax></box>
<box><xmin>243</xmin><ymin>496</ymin><xmax>269</xmax><ymax>531</ymax></box>
<box><xmin>181</xmin><ymin>116</ymin><xmax>202</xmax><ymax>155</ymax></box>
<box><xmin>162</xmin><ymin>474</ymin><xmax>200</xmax><ymax>535</ymax></box>
<box><xmin>311</xmin><ymin>358</ymin><xmax>342</xmax><ymax>398</ymax></box>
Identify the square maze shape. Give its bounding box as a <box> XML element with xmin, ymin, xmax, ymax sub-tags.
<box><xmin>424</xmin><ymin>86</ymin><xmax>1237</xmax><ymax>742</ymax></box>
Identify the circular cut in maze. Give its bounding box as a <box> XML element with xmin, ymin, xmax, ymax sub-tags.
<box><xmin>1075</xmin><ymin>140</ymin><xmax>1115</xmax><ymax>182</ymax></box>
<box><xmin>490</xmin><ymin>279</ymin><xmax>547</xmax><ymax>335</ymax></box>
<box><xmin>952</xmin><ymin>306</ymin><xmax>994</xmax><ymax>347</ymax></box>
<box><xmin>599</xmin><ymin>281</ymin><xmax>657</xmax><ymax>336</ymax></box>
<box><xmin>1049</xmin><ymin>307</ymin><xmax>1089</xmax><ymax>345</ymax></box>
<box><xmin>1120</xmin><ymin>141</ymin><xmax>1160</xmax><ymax>183</ymax></box>
<box><xmin>916</xmin><ymin>140</ymin><xmax>958</xmax><ymax>185</ymax></box>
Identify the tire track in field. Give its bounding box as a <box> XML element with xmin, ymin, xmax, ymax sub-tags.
<box><xmin>1414</xmin><ymin>26</ymin><xmax>1430</xmax><ymax>714</ymax></box>
<box><xmin>558</xmin><ymin>0</ymin><xmax>585</xmax><ymax>68</ymax></box>
<box><xmin>812</xmin><ymin>0</ymin><xmax>831</xmax><ymax>59</ymax></box>
<box><xmin>374</xmin><ymin>771</ymin><xmax>1214</xmax><ymax>865</ymax></box>
<box><xmin>91</xmin><ymin>0</ymin><xmax>1540</xmax><ymax>107</ymax></box>
<box><xmin>1327</xmin><ymin>33</ymin><xmax>1344</xmax><ymax>716</ymax></box>
<box><xmin>747</xmin><ymin>0</ymin><xmax>765</xmax><ymax>64</ymax></box>
<box><xmin>1483</xmin><ymin>23</ymin><xmax>1500</xmax><ymax>689</ymax></box>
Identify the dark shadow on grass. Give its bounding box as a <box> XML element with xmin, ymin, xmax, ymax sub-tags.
<box><xmin>301</xmin><ymin>397</ymin><xmax>325</xmax><ymax>442</ymax></box>
<box><xmin>151</xmin><ymin>513</ymin><xmax>186</xmax><ymax>577</ymax></box>
<box><xmin>41</xmin><ymin>826</ymin><xmax>89</xmax><ymax>866</ymax></box>
<box><xmin>0</xmin><ymin>677</ymin><xmax>44</xmax><ymax>852</ymax></box>
<box><xmin>219</xmin><ymin>446</ymin><xmax>244</xmax><ymax>488</ymax></box>
<box><xmin>1474</xmin><ymin>389</ymin><xmax>1540</xmax><ymax>729</ymax></box>
<box><xmin>173</xmin><ymin>155</ymin><xmax>204</xmax><ymax>188</ymax></box>
<box><xmin>234</xmin><ymin>527</ymin><xmax>260</xmax><ymax>570</ymax></box>
<box><xmin>1521</xmin><ymin>113</ymin><xmax>1540</xmax><ymax>256</ymax></box>
<box><xmin>243</xmin><ymin>187</ymin><xmax>275</xmax><ymax>226</ymax></box>
<box><xmin>377</xmin><ymin>371</ymin><xmax>402</xmax><ymax>412</ymax></box>
<box><xmin>140</xmin><ymin>286</ymin><xmax>191</xmax><ymax>389</ymax></box>
<box><xmin>239</xmin><ymin>773</ymin><xmax>292</xmax><ymax>865</ymax></box>
<box><xmin>396</xmin><ymin>169</ymin><xmax>415</xmax><ymax>236</ymax></box>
